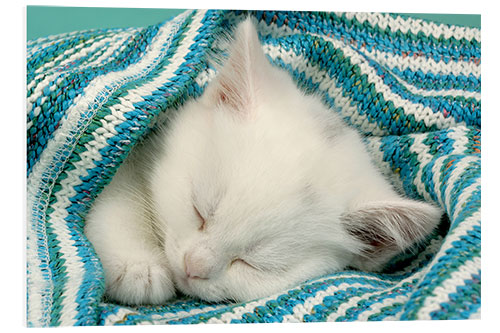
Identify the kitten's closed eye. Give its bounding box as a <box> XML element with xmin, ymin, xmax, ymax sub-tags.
<box><xmin>193</xmin><ymin>205</ymin><xmax>206</xmax><ymax>231</ymax></box>
<box><xmin>230</xmin><ymin>258</ymin><xmax>257</xmax><ymax>270</ymax></box>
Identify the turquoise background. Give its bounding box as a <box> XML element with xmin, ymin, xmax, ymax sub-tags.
<box><xmin>26</xmin><ymin>6</ymin><xmax>481</xmax><ymax>41</ymax></box>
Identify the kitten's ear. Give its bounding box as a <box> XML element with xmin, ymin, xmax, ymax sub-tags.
<box><xmin>341</xmin><ymin>200</ymin><xmax>443</xmax><ymax>271</ymax></box>
<box><xmin>208</xmin><ymin>18</ymin><xmax>270</xmax><ymax>116</ymax></box>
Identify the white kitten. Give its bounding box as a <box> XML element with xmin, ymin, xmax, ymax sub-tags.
<box><xmin>84</xmin><ymin>18</ymin><xmax>442</xmax><ymax>305</ymax></box>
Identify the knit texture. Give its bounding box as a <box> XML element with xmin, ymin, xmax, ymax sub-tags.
<box><xmin>26</xmin><ymin>10</ymin><xmax>481</xmax><ymax>326</ymax></box>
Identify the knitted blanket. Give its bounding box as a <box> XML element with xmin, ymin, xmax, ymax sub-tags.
<box><xmin>26</xmin><ymin>9</ymin><xmax>481</xmax><ymax>326</ymax></box>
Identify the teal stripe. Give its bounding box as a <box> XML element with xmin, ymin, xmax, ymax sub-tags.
<box><xmin>400</xmin><ymin>222</ymin><xmax>481</xmax><ymax>319</ymax></box>
<box><xmin>429</xmin><ymin>271</ymin><xmax>480</xmax><ymax>319</ymax></box>
<box><xmin>249</xmin><ymin>10</ymin><xmax>480</xmax><ymax>60</ymax></box>
<box><xmin>336</xmin><ymin>280</ymin><xmax>419</xmax><ymax>321</ymax></box>
<box><xmin>389</xmin><ymin>67</ymin><xmax>480</xmax><ymax>92</ymax></box>
<box><xmin>27</xmin><ymin>29</ymin><xmax>116</xmax><ymax>76</ymax></box>
<box><xmin>29</xmin><ymin>13</ymin><xmax>193</xmax><ymax>326</ymax></box>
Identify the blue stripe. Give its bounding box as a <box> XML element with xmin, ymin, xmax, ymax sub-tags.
<box><xmin>338</xmin><ymin>280</ymin><xmax>421</xmax><ymax>321</ymax></box>
<box><xmin>429</xmin><ymin>272</ymin><xmax>480</xmax><ymax>319</ymax></box>
<box><xmin>400</xmin><ymin>223</ymin><xmax>481</xmax><ymax>320</ymax></box>
<box><xmin>378</xmin><ymin>135</ymin><xmax>426</xmax><ymax>199</ymax></box>
<box><xmin>363</xmin><ymin>53</ymin><xmax>480</xmax><ymax>127</ymax></box>
<box><xmin>27</xmin><ymin>29</ymin><xmax>115</xmax><ymax>77</ymax></box>
<box><xmin>27</xmin><ymin>23</ymin><xmax>163</xmax><ymax>175</ymax></box>
<box><xmin>367</xmin><ymin>302</ymin><xmax>405</xmax><ymax>320</ymax></box>
<box><xmin>28</xmin><ymin>11</ymin><xmax>197</xmax><ymax>325</ymax></box>
<box><xmin>60</xmin><ymin>10</ymin><xmax>224</xmax><ymax>324</ymax></box>
<box><xmin>249</xmin><ymin>10</ymin><xmax>481</xmax><ymax>61</ymax></box>
<box><xmin>169</xmin><ymin>276</ymin><xmax>393</xmax><ymax>324</ymax></box>
<box><xmin>263</xmin><ymin>35</ymin><xmax>464</xmax><ymax>136</ymax></box>
<box><xmin>436</xmin><ymin>154</ymin><xmax>468</xmax><ymax>214</ymax></box>
<box><xmin>448</xmin><ymin>162</ymin><xmax>480</xmax><ymax>221</ymax></box>
<box><xmin>390</xmin><ymin>67</ymin><xmax>480</xmax><ymax>92</ymax></box>
<box><xmin>27</xmin><ymin>191</ymin><xmax>53</xmax><ymax>327</ymax></box>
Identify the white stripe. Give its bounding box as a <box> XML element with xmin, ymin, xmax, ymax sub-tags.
<box><xmin>207</xmin><ymin>275</ymin><xmax>392</xmax><ymax>324</ymax></box>
<box><xmin>33</xmin><ymin>33</ymin><xmax>107</xmax><ymax>75</ymax></box>
<box><xmin>381</xmin><ymin>314</ymin><xmax>401</xmax><ymax>321</ymax></box>
<box><xmin>446</xmin><ymin>211</ymin><xmax>481</xmax><ymax>249</ymax></box>
<box><xmin>389</xmin><ymin>70</ymin><xmax>480</xmax><ymax>100</ymax></box>
<box><xmin>451</xmin><ymin>177</ymin><xmax>481</xmax><ymax>221</ymax></box>
<box><xmin>263</xmin><ymin>43</ymin><xmax>385</xmax><ymax>136</ymax></box>
<box><xmin>342</xmin><ymin>12</ymin><xmax>480</xmax><ymax>42</ymax></box>
<box><xmin>27</xmin><ymin>33</ymin><xmax>133</xmax><ymax>131</ymax></box>
<box><xmin>53</xmin><ymin>33</ymin><xmax>130</xmax><ymax>71</ymax></box>
<box><xmin>26</xmin><ymin>11</ymin><xmax>194</xmax><ymax>326</ymax></box>
<box><xmin>357</xmin><ymin>294</ymin><xmax>409</xmax><ymax>321</ymax></box>
<box><xmin>27</xmin><ymin>29</ymin><xmax>92</xmax><ymax>58</ymax></box>
<box><xmin>319</xmin><ymin>34</ymin><xmax>462</xmax><ymax>130</ymax></box>
<box><xmin>101</xmin><ymin>307</ymin><xmax>136</xmax><ymax>325</ymax></box>
<box><xmin>255</xmin><ymin>14</ymin><xmax>481</xmax><ymax>81</ymax></box>
<box><xmin>353</xmin><ymin>235</ymin><xmax>444</xmax><ymax>321</ymax></box>
<box><xmin>279</xmin><ymin>315</ymin><xmax>302</xmax><ymax>323</ymax></box>
<box><xmin>81</xmin><ymin>32</ymin><xmax>135</xmax><ymax>71</ymax></box>
<box><xmin>442</xmin><ymin>156</ymin><xmax>478</xmax><ymax>216</ymax></box>
<box><xmin>370</xmin><ymin>209</ymin><xmax>480</xmax><ymax>321</ymax></box>
<box><xmin>469</xmin><ymin>308</ymin><xmax>481</xmax><ymax>319</ymax></box>
<box><xmin>255</xmin><ymin>14</ymin><xmax>481</xmax><ymax>126</ymax></box>
<box><xmin>194</xmin><ymin>66</ymin><xmax>216</xmax><ymax>88</ymax></box>
<box><xmin>360</xmin><ymin>42</ymin><xmax>480</xmax><ymax>78</ymax></box>
<box><xmin>417</xmin><ymin>256</ymin><xmax>481</xmax><ymax>320</ymax></box>
<box><xmin>206</xmin><ymin>299</ymin><xmax>271</xmax><ymax>324</ymax></box>
<box><xmin>364</xmin><ymin>136</ymin><xmax>405</xmax><ymax>193</ymax></box>
<box><xmin>148</xmin><ymin>303</ymin><xmax>228</xmax><ymax>324</ymax></box>
<box><xmin>28</xmin><ymin>30</ymin><xmax>127</xmax><ymax>91</ymax></box>
<box><xmin>288</xmin><ymin>281</ymin><xmax>388</xmax><ymax>322</ymax></box>
<box><xmin>27</xmin><ymin>31</ymin><xmax>133</xmax><ymax>117</ymax></box>
<box><xmin>267</xmin><ymin>38</ymin><xmax>469</xmax><ymax>135</ymax></box>
<box><xmin>26</xmin><ymin>216</ymin><xmax>52</xmax><ymax>327</ymax></box>
<box><xmin>409</xmin><ymin>133</ymin><xmax>435</xmax><ymax>201</ymax></box>
<box><xmin>45</xmin><ymin>11</ymin><xmax>205</xmax><ymax>325</ymax></box>
<box><xmin>27</xmin><ymin>72</ymin><xmax>60</xmax><ymax>107</ymax></box>
<box><xmin>410</xmin><ymin>209</ymin><xmax>480</xmax><ymax>285</ymax></box>
<box><xmin>431</xmin><ymin>156</ymin><xmax>447</xmax><ymax>207</ymax></box>
<box><xmin>448</xmin><ymin>126</ymin><xmax>473</xmax><ymax>155</ymax></box>
<box><xmin>325</xmin><ymin>290</ymin><xmax>387</xmax><ymax>321</ymax></box>
<box><xmin>326</xmin><ymin>270</ymin><xmax>425</xmax><ymax>321</ymax></box>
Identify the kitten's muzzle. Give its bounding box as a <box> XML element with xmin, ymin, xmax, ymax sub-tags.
<box><xmin>184</xmin><ymin>247</ymin><xmax>215</xmax><ymax>280</ymax></box>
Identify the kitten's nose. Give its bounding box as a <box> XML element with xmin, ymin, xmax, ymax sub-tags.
<box><xmin>184</xmin><ymin>248</ymin><xmax>214</xmax><ymax>280</ymax></box>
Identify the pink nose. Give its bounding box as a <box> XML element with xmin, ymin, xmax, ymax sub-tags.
<box><xmin>184</xmin><ymin>249</ymin><xmax>214</xmax><ymax>279</ymax></box>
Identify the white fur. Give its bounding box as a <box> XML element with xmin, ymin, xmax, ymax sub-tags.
<box><xmin>84</xmin><ymin>19</ymin><xmax>442</xmax><ymax>305</ymax></box>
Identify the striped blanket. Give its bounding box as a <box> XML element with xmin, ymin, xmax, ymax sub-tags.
<box><xmin>26</xmin><ymin>9</ymin><xmax>481</xmax><ymax>326</ymax></box>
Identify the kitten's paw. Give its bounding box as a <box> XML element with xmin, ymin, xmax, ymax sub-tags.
<box><xmin>105</xmin><ymin>259</ymin><xmax>175</xmax><ymax>305</ymax></box>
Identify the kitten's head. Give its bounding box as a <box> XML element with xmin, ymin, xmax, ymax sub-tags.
<box><xmin>150</xmin><ymin>19</ymin><xmax>442</xmax><ymax>302</ymax></box>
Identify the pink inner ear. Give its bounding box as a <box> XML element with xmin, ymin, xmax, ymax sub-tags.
<box><xmin>208</xmin><ymin>18</ymin><xmax>269</xmax><ymax>117</ymax></box>
<box><xmin>219</xmin><ymin>91</ymin><xmax>227</xmax><ymax>103</ymax></box>
<box><xmin>340</xmin><ymin>200</ymin><xmax>442</xmax><ymax>270</ymax></box>
<box><xmin>217</xmin><ymin>79</ymin><xmax>246</xmax><ymax>111</ymax></box>
<box><xmin>346</xmin><ymin>226</ymin><xmax>396</xmax><ymax>253</ymax></box>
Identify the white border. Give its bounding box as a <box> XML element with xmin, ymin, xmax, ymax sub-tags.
<box><xmin>5</xmin><ymin>1</ymin><xmax>496</xmax><ymax>332</ymax></box>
